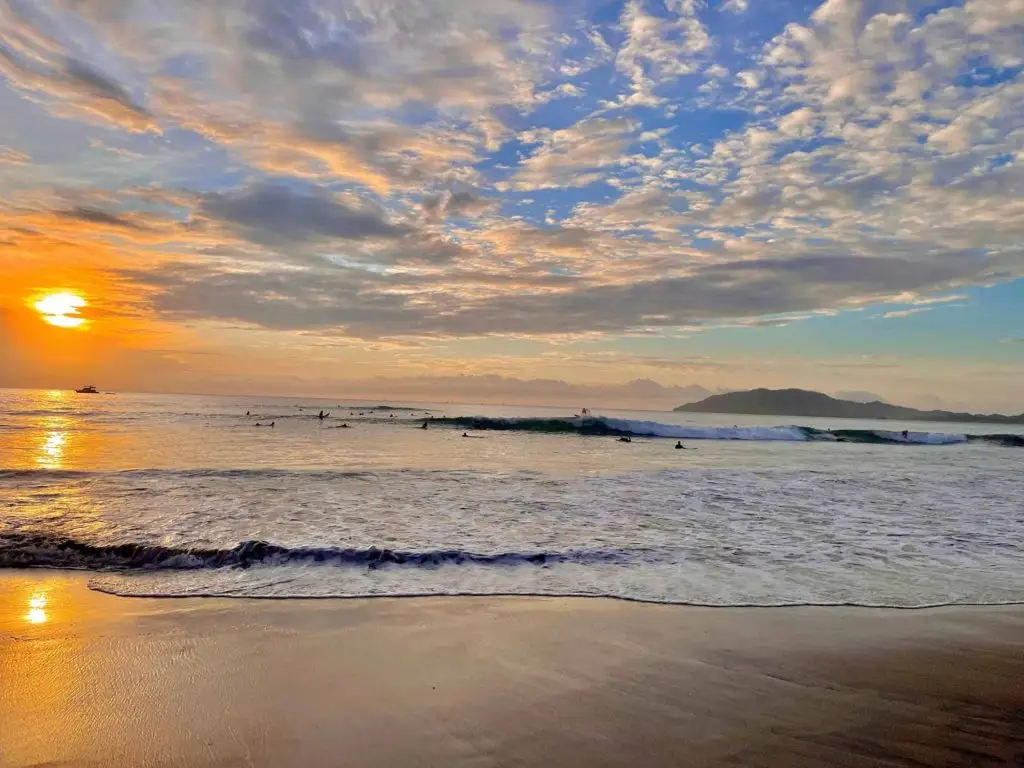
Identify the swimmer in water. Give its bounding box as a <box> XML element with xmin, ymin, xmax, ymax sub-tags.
<box><xmin>618</xmin><ymin>436</ymin><xmax>631</xmax><ymax>443</ymax></box>
<box><xmin>421</xmin><ymin>421</ymin><xmax>429</xmax><ymax>429</ymax></box>
<box><xmin>902</xmin><ymin>430</ymin><xmax>909</xmax><ymax>440</ymax></box>
<box><xmin>675</xmin><ymin>441</ymin><xmax>684</xmax><ymax>449</ymax></box>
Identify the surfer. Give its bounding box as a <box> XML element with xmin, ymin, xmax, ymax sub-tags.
<box><xmin>618</xmin><ymin>436</ymin><xmax>631</xmax><ymax>443</ymax></box>
<box><xmin>246</xmin><ymin>411</ymin><xmax>250</xmax><ymax>416</ymax></box>
<box><xmin>902</xmin><ymin>430</ymin><xmax>909</xmax><ymax>440</ymax></box>
<box><xmin>421</xmin><ymin>421</ymin><xmax>429</xmax><ymax>429</ymax></box>
<box><xmin>675</xmin><ymin>441</ymin><xmax>684</xmax><ymax>449</ymax></box>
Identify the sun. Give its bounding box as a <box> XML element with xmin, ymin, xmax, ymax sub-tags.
<box><xmin>34</xmin><ymin>292</ymin><xmax>87</xmax><ymax>328</ymax></box>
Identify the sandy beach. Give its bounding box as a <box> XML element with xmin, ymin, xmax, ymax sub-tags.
<box><xmin>0</xmin><ymin>573</ymin><xmax>1021</xmax><ymax>767</ymax></box>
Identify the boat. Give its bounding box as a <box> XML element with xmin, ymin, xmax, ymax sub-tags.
<box><xmin>74</xmin><ymin>385</ymin><xmax>99</xmax><ymax>394</ymax></box>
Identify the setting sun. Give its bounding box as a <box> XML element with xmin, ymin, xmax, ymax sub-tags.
<box><xmin>34</xmin><ymin>292</ymin><xmax>87</xmax><ymax>328</ymax></box>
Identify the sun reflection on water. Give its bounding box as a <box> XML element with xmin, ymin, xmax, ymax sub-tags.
<box><xmin>26</xmin><ymin>594</ymin><xmax>48</xmax><ymax>624</ymax></box>
<box><xmin>37</xmin><ymin>430</ymin><xmax>68</xmax><ymax>469</ymax></box>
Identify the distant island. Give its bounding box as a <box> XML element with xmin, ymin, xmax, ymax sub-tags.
<box><xmin>675</xmin><ymin>389</ymin><xmax>1024</xmax><ymax>425</ymax></box>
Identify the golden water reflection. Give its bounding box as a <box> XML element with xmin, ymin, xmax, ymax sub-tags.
<box><xmin>37</xmin><ymin>431</ymin><xmax>68</xmax><ymax>469</ymax></box>
<box><xmin>25</xmin><ymin>593</ymin><xmax>48</xmax><ymax>624</ymax></box>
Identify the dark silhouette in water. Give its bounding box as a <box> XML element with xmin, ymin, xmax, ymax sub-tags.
<box><xmin>675</xmin><ymin>441</ymin><xmax>684</xmax><ymax>449</ymax></box>
<box><xmin>245</xmin><ymin>411</ymin><xmax>250</xmax><ymax>416</ymax></box>
<box><xmin>421</xmin><ymin>421</ymin><xmax>429</xmax><ymax>429</ymax></box>
<box><xmin>618</xmin><ymin>436</ymin><xmax>632</xmax><ymax>443</ymax></box>
<box><xmin>254</xmin><ymin>422</ymin><xmax>275</xmax><ymax>428</ymax></box>
<box><xmin>677</xmin><ymin>388</ymin><xmax>1024</xmax><ymax>425</ymax></box>
<box><xmin>902</xmin><ymin>430</ymin><xmax>909</xmax><ymax>439</ymax></box>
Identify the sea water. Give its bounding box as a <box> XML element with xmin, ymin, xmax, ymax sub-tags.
<box><xmin>1</xmin><ymin>388</ymin><xmax>1021</xmax><ymax>607</ymax></box>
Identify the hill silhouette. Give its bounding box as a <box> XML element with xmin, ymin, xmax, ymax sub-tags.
<box><xmin>675</xmin><ymin>388</ymin><xmax>1024</xmax><ymax>425</ymax></box>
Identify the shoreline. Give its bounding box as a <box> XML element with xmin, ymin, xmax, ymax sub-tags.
<box><xmin>3</xmin><ymin>572</ymin><xmax>1023</xmax><ymax>767</ymax></box>
<box><xmin>84</xmin><ymin>581</ymin><xmax>1024</xmax><ymax>610</ymax></box>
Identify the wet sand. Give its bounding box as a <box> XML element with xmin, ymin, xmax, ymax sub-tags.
<box><xmin>1</xmin><ymin>573</ymin><xmax>1023</xmax><ymax>768</ymax></box>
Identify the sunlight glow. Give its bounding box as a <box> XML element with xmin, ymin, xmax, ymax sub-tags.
<box><xmin>26</xmin><ymin>594</ymin><xmax>48</xmax><ymax>624</ymax></box>
<box><xmin>37</xmin><ymin>431</ymin><xmax>67</xmax><ymax>470</ymax></box>
<box><xmin>34</xmin><ymin>292</ymin><xmax>87</xmax><ymax>328</ymax></box>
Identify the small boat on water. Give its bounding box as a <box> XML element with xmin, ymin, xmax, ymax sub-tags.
<box><xmin>75</xmin><ymin>385</ymin><xmax>99</xmax><ymax>394</ymax></box>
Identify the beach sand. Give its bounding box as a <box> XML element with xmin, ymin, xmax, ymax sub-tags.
<box><xmin>1</xmin><ymin>573</ymin><xmax>1022</xmax><ymax>767</ymax></box>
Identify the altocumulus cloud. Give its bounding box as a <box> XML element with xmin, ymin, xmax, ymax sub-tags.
<box><xmin>0</xmin><ymin>0</ymin><xmax>1021</xmax><ymax>343</ymax></box>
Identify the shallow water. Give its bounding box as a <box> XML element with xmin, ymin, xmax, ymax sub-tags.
<box><xmin>1</xmin><ymin>388</ymin><xmax>1022</xmax><ymax>606</ymax></box>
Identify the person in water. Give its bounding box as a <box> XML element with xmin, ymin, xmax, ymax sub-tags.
<box><xmin>675</xmin><ymin>441</ymin><xmax>684</xmax><ymax>449</ymax></box>
<box><xmin>902</xmin><ymin>430</ymin><xmax>909</xmax><ymax>439</ymax></box>
<box><xmin>421</xmin><ymin>421</ymin><xmax>429</xmax><ymax>429</ymax></box>
<box><xmin>618</xmin><ymin>436</ymin><xmax>631</xmax><ymax>443</ymax></box>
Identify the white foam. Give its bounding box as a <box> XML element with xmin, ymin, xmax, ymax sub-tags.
<box><xmin>876</xmin><ymin>430</ymin><xmax>969</xmax><ymax>445</ymax></box>
<box><xmin>593</xmin><ymin>418</ymin><xmax>809</xmax><ymax>441</ymax></box>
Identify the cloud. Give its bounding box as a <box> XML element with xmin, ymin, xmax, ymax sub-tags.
<box><xmin>722</xmin><ymin>0</ymin><xmax>749</xmax><ymax>13</ymax></box>
<box><xmin>56</xmin><ymin>206</ymin><xmax>148</xmax><ymax>231</ymax></box>
<box><xmin>423</xmin><ymin>190</ymin><xmax>495</xmax><ymax>221</ymax></box>
<box><xmin>0</xmin><ymin>3</ymin><xmax>159</xmax><ymax>132</ymax></box>
<box><xmin>0</xmin><ymin>146</ymin><xmax>29</xmax><ymax>165</ymax></box>
<box><xmin>198</xmin><ymin>183</ymin><xmax>410</xmax><ymax>245</ymax></box>
<box><xmin>513</xmin><ymin>118</ymin><xmax>639</xmax><ymax>189</ymax></box>
<box><xmin>1</xmin><ymin>0</ymin><xmax>1023</xmax><ymax>410</ymax></box>
<box><xmin>881</xmin><ymin>307</ymin><xmax>934</xmax><ymax>319</ymax></box>
<box><xmin>116</xmin><ymin>246</ymin><xmax>997</xmax><ymax>340</ymax></box>
<box><xmin>614</xmin><ymin>0</ymin><xmax>710</xmax><ymax>106</ymax></box>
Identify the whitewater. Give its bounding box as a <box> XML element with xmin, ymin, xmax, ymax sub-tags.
<box><xmin>434</xmin><ymin>415</ymin><xmax>1024</xmax><ymax>446</ymax></box>
<box><xmin>1</xmin><ymin>389</ymin><xmax>1022</xmax><ymax>607</ymax></box>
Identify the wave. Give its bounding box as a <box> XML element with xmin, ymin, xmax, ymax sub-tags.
<box><xmin>435</xmin><ymin>416</ymin><xmax>1022</xmax><ymax>446</ymax></box>
<box><xmin>0</xmin><ymin>468</ymin><xmax>467</xmax><ymax>482</ymax></box>
<box><xmin>437</xmin><ymin>416</ymin><xmax>808</xmax><ymax>441</ymax></box>
<box><xmin>967</xmin><ymin>433</ymin><xmax>1024</xmax><ymax>448</ymax></box>
<box><xmin>4</xmin><ymin>409</ymin><xmax>108</xmax><ymax>418</ymax></box>
<box><xmin>0</xmin><ymin>533</ymin><xmax>635</xmax><ymax>572</ymax></box>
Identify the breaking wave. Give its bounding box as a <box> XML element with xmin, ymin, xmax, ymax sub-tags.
<box><xmin>0</xmin><ymin>533</ymin><xmax>635</xmax><ymax>572</ymax></box>
<box><xmin>435</xmin><ymin>416</ymin><xmax>1022</xmax><ymax>446</ymax></box>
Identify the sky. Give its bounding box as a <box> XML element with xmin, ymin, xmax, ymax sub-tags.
<box><xmin>0</xmin><ymin>0</ymin><xmax>1022</xmax><ymax>412</ymax></box>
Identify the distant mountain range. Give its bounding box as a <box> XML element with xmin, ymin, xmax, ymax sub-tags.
<box><xmin>675</xmin><ymin>388</ymin><xmax>1024</xmax><ymax>425</ymax></box>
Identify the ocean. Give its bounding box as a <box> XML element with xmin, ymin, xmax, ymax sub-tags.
<box><xmin>1</xmin><ymin>388</ymin><xmax>1021</xmax><ymax>607</ymax></box>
